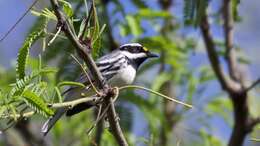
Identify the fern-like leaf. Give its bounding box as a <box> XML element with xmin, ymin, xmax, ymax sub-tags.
<box><xmin>10</xmin><ymin>69</ymin><xmax>57</xmax><ymax>97</ymax></box>
<box><xmin>16</xmin><ymin>17</ymin><xmax>48</xmax><ymax>79</ymax></box>
<box><xmin>10</xmin><ymin>75</ymin><xmax>33</xmax><ymax>97</ymax></box>
<box><xmin>16</xmin><ymin>30</ymin><xmax>44</xmax><ymax>79</ymax></box>
<box><xmin>22</xmin><ymin>90</ymin><xmax>54</xmax><ymax>117</ymax></box>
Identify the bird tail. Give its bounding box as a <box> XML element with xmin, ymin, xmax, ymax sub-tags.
<box><xmin>41</xmin><ymin>86</ymin><xmax>94</xmax><ymax>135</ymax></box>
<box><xmin>41</xmin><ymin>107</ymin><xmax>67</xmax><ymax>136</ymax></box>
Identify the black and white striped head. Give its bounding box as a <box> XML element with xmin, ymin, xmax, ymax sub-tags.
<box><xmin>118</xmin><ymin>43</ymin><xmax>158</xmax><ymax>68</ymax></box>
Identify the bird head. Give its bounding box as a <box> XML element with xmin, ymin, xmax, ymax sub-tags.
<box><xmin>118</xmin><ymin>43</ymin><xmax>158</xmax><ymax>68</ymax></box>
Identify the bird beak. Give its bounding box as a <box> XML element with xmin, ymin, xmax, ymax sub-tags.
<box><xmin>147</xmin><ymin>52</ymin><xmax>159</xmax><ymax>58</ymax></box>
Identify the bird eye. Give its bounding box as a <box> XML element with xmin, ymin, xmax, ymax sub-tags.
<box><xmin>131</xmin><ymin>47</ymin><xmax>139</xmax><ymax>53</ymax></box>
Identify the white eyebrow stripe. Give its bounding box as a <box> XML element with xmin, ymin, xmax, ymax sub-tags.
<box><xmin>121</xmin><ymin>51</ymin><xmax>146</xmax><ymax>59</ymax></box>
<box><xmin>120</xmin><ymin>43</ymin><xmax>142</xmax><ymax>48</ymax></box>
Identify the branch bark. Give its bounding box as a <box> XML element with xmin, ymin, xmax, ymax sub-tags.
<box><xmin>199</xmin><ymin>2</ymin><xmax>259</xmax><ymax>145</ymax></box>
<box><xmin>104</xmin><ymin>98</ymin><xmax>128</xmax><ymax>146</ymax></box>
<box><xmin>245</xmin><ymin>78</ymin><xmax>260</xmax><ymax>92</ymax></box>
<box><xmin>48</xmin><ymin>96</ymin><xmax>102</xmax><ymax>109</ymax></box>
<box><xmin>223</xmin><ymin>0</ymin><xmax>239</xmax><ymax>81</ymax></box>
<box><xmin>49</xmin><ymin>0</ymin><xmax>128</xmax><ymax>145</ymax></box>
<box><xmin>49</xmin><ymin>0</ymin><xmax>104</xmax><ymax>88</ymax></box>
<box><xmin>200</xmin><ymin>15</ymin><xmax>241</xmax><ymax>93</ymax></box>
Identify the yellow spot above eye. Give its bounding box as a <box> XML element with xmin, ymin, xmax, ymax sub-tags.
<box><xmin>143</xmin><ymin>47</ymin><xmax>149</xmax><ymax>52</ymax></box>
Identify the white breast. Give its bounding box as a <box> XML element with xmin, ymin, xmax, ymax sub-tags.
<box><xmin>108</xmin><ymin>65</ymin><xmax>136</xmax><ymax>87</ymax></box>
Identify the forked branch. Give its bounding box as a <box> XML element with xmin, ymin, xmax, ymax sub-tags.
<box><xmin>199</xmin><ymin>15</ymin><xmax>241</xmax><ymax>93</ymax></box>
<box><xmin>49</xmin><ymin>0</ymin><xmax>128</xmax><ymax>145</ymax></box>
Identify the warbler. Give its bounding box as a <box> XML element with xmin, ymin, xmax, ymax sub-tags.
<box><xmin>41</xmin><ymin>43</ymin><xmax>158</xmax><ymax>135</ymax></box>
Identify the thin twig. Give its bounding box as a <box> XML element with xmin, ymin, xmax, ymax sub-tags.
<box><xmin>86</xmin><ymin>103</ymin><xmax>110</xmax><ymax>136</ymax></box>
<box><xmin>0</xmin><ymin>111</ymin><xmax>35</xmax><ymax>119</ymax></box>
<box><xmin>70</xmin><ymin>54</ymin><xmax>100</xmax><ymax>94</ymax></box>
<box><xmin>245</xmin><ymin>78</ymin><xmax>260</xmax><ymax>92</ymax></box>
<box><xmin>48</xmin><ymin>95</ymin><xmax>101</xmax><ymax>109</ymax></box>
<box><xmin>251</xmin><ymin>138</ymin><xmax>260</xmax><ymax>142</ymax></box>
<box><xmin>105</xmin><ymin>98</ymin><xmax>128</xmax><ymax>146</ymax></box>
<box><xmin>46</xmin><ymin>32</ymin><xmax>67</xmax><ymax>39</ymax></box>
<box><xmin>119</xmin><ymin>85</ymin><xmax>192</xmax><ymax>108</ymax></box>
<box><xmin>0</xmin><ymin>0</ymin><xmax>39</xmax><ymax>42</ymax></box>
<box><xmin>79</xmin><ymin>0</ymin><xmax>94</xmax><ymax>40</ymax></box>
<box><xmin>47</xmin><ymin>26</ymin><xmax>62</xmax><ymax>46</ymax></box>
<box><xmin>49</xmin><ymin>0</ymin><xmax>104</xmax><ymax>88</ymax></box>
<box><xmin>247</xmin><ymin>117</ymin><xmax>260</xmax><ymax>132</ymax></box>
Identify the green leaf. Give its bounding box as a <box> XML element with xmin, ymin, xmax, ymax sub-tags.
<box><xmin>137</xmin><ymin>8</ymin><xmax>171</xmax><ymax>19</ymax></box>
<box><xmin>0</xmin><ymin>105</ymin><xmax>8</xmax><ymax>118</ymax></box>
<box><xmin>152</xmin><ymin>72</ymin><xmax>172</xmax><ymax>92</ymax></box>
<box><xmin>131</xmin><ymin>0</ymin><xmax>147</xmax><ymax>8</ymax></box>
<box><xmin>31</xmin><ymin>8</ymin><xmax>57</xmax><ymax>20</ymax></box>
<box><xmin>16</xmin><ymin>27</ymin><xmax>45</xmax><ymax>79</ymax></box>
<box><xmin>205</xmin><ymin>97</ymin><xmax>233</xmax><ymax>126</ymax></box>
<box><xmin>59</xmin><ymin>0</ymin><xmax>73</xmax><ymax>17</ymax></box>
<box><xmin>78</xmin><ymin>19</ymin><xmax>87</xmax><ymax>38</ymax></box>
<box><xmin>10</xmin><ymin>75</ymin><xmax>34</xmax><ymax>97</ymax></box>
<box><xmin>91</xmin><ymin>2</ymin><xmax>101</xmax><ymax>59</ymax></box>
<box><xmin>92</xmin><ymin>24</ymin><xmax>106</xmax><ymax>59</ymax></box>
<box><xmin>10</xmin><ymin>69</ymin><xmax>57</xmax><ymax>97</ymax></box>
<box><xmin>9</xmin><ymin>104</ymin><xmax>18</xmax><ymax>121</ymax></box>
<box><xmin>126</xmin><ymin>15</ymin><xmax>142</xmax><ymax>36</ymax></box>
<box><xmin>199</xmin><ymin>66</ymin><xmax>215</xmax><ymax>82</ymax></box>
<box><xmin>119</xmin><ymin>23</ymin><xmax>130</xmax><ymax>36</ymax></box>
<box><xmin>22</xmin><ymin>89</ymin><xmax>54</xmax><ymax>117</ymax></box>
<box><xmin>184</xmin><ymin>0</ymin><xmax>209</xmax><ymax>27</ymax></box>
<box><xmin>55</xmin><ymin>87</ymin><xmax>62</xmax><ymax>103</ymax></box>
<box><xmin>57</xmin><ymin>81</ymin><xmax>85</xmax><ymax>88</ymax></box>
<box><xmin>187</xmin><ymin>73</ymin><xmax>198</xmax><ymax>103</ymax></box>
<box><xmin>232</xmin><ymin>0</ymin><xmax>241</xmax><ymax>21</ymax></box>
<box><xmin>199</xmin><ymin>129</ymin><xmax>223</xmax><ymax>146</ymax></box>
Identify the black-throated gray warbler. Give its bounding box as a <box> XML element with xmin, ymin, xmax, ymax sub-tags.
<box><xmin>41</xmin><ymin>43</ymin><xmax>158</xmax><ymax>135</ymax></box>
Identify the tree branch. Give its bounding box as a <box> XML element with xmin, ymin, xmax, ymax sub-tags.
<box><xmin>0</xmin><ymin>111</ymin><xmax>35</xmax><ymax>119</ymax></box>
<box><xmin>49</xmin><ymin>0</ymin><xmax>104</xmax><ymax>89</ymax></box>
<box><xmin>104</xmin><ymin>98</ymin><xmax>128</xmax><ymax>146</ymax></box>
<box><xmin>247</xmin><ymin>117</ymin><xmax>260</xmax><ymax>132</ymax></box>
<box><xmin>199</xmin><ymin>14</ymin><xmax>241</xmax><ymax>92</ymax></box>
<box><xmin>199</xmin><ymin>4</ymin><xmax>258</xmax><ymax>146</ymax></box>
<box><xmin>49</xmin><ymin>0</ymin><xmax>128</xmax><ymax>145</ymax></box>
<box><xmin>245</xmin><ymin>78</ymin><xmax>260</xmax><ymax>92</ymax></box>
<box><xmin>48</xmin><ymin>96</ymin><xmax>102</xmax><ymax>108</ymax></box>
<box><xmin>223</xmin><ymin>0</ymin><xmax>239</xmax><ymax>81</ymax></box>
